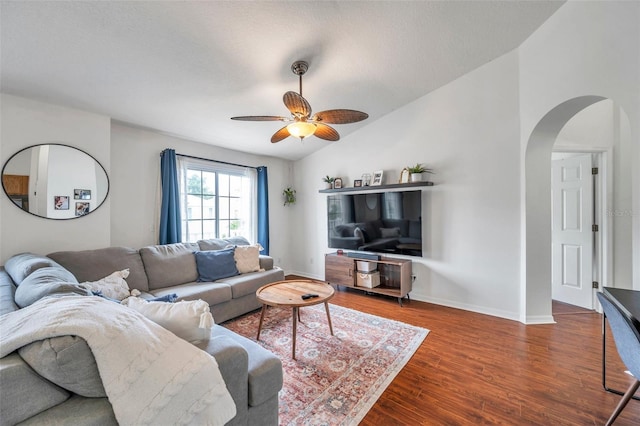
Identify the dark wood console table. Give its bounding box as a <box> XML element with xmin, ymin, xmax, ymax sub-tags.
<box><xmin>601</xmin><ymin>287</ymin><xmax>640</xmax><ymax>400</ymax></box>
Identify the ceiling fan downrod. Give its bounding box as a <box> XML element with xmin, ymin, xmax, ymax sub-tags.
<box><xmin>291</xmin><ymin>60</ymin><xmax>308</xmax><ymax>98</ymax></box>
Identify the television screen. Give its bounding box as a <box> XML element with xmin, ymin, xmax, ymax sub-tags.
<box><xmin>327</xmin><ymin>190</ymin><xmax>422</xmax><ymax>257</ymax></box>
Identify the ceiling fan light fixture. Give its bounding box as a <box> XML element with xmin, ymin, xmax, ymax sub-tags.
<box><xmin>287</xmin><ymin>121</ymin><xmax>316</xmax><ymax>139</ymax></box>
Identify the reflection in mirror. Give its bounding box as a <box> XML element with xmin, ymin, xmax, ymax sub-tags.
<box><xmin>2</xmin><ymin>144</ymin><xmax>109</xmax><ymax>220</ymax></box>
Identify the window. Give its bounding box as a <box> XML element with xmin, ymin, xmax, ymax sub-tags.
<box><xmin>179</xmin><ymin>159</ymin><xmax>256</xmax><ymax>243</ymax></box>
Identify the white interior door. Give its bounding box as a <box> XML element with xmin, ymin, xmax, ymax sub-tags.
<box><xmin>552</xmin><ymin>154</ymin><xmax>594</xmax><ymax>309</ymax></box>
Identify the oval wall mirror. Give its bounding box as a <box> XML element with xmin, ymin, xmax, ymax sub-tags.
<box><xmin>2</xmin><ymin>144</ymin><xmax>109</xmax><ymax>220</ymax></box>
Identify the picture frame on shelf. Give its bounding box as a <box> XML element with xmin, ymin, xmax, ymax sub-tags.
<box><xmin>399</xmin><ymin>168</ymin><xmax>410</xmax><ymax>184</ymax></box>
<box><xmin>333</xmin><ymin>178</ymin><xmax>343</xmax><ymax>189</ymax></box>
<box><xmin>371</xmin><ymin>170</ymin><xmax>384</xmax><ymax>186</ymax></box>
<box><xmin>353</xmin><ymin>179</ymin><xmax>363</xmax><ymax>187</ymax></box>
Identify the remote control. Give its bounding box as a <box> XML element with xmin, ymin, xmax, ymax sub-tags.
<box><xmin>301</xmin><ymin>293</ymin><xmax>319</xmax><ymax>300</ymax></box>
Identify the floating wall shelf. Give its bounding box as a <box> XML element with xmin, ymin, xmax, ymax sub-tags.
<box><xmin>318</xmin><ymin>181</ymin><xmax>434</xmax><ymax>194</ymax></box>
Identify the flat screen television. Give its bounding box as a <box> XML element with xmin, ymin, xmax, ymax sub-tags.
<box><xmin>327</xmin><ymin>190</ymin><xmax>422</xmax><ymax>257</ymax></box>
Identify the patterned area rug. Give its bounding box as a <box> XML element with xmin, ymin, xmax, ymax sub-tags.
<box><xmin>223</xmin><ymin>303</ymin><xmax>429</xmax><ymax>425</ymax></box>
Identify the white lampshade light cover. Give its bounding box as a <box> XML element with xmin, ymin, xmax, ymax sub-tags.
<box><xmin>287</xmin><ymin>121</ymin><xmax>317</xmax><ymax>139</ymax></box>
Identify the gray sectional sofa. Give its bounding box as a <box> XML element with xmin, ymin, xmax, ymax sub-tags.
<box><xmin>0</xmin><ymin>238</ymin><xmax>285</xmax><ymax>425</ymax></box>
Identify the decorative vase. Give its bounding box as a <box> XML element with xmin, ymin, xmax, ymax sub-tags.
<box><xmin>410</xmin><ymin>173</ymin><xmax>422</xmax><ymax>182</ymax></box>
<box><xmin>325</xmin><ymin>182</ymin><xmax>333</xmax><ymax>189</ymax></box>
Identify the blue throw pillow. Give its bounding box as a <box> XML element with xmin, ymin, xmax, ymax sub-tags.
<box><xmin>194</xmin><ymin>248</ymin><xmax>239</xmax><ymax>282</ymax></box>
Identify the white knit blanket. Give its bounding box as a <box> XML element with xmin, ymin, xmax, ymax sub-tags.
<box><xmin>0</xmin><ymin>296</ymin><xmax>236</xmax><ymax>425</ymax></box>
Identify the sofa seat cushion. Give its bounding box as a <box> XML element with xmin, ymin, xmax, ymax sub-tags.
<box><xmin>0</xmin><ymin>353</ymin><xmax>71</xmax><ymax>425</ymax></box>
<box><xmin>150</xmin><ymin>282</ymin><xmax>233</xmax><ymax>306</ymax></box>
<box><xmin>18</xmin><ymin>395</ymin><xmax>117</xmax><ymax>426</ymax></box>
<box><xmin>212</xmin><ymin>325</ymin><xmax>283</xmax><ymax>407</ymax></box>
<box><xmin>4</xmin><ymin>253</ymin><xmax>63</xmax><ymax>286</ymax></box>
<box><xmin>18</xmin><ymin>335</ymin><xmax>105</xmax><ymax>397</ymax></box>
<box><xmin>139</xmin><ymin>243</ymin><xmax>199</xmax><ymax>290</ymax></box>
<box><xmin>14</xmin><ymin>266</ymin><xmax>89</xmax><ymax>308</ymax></box>
<box><xmin>48</xmin><ymin>247</ymin><xmax>150</xmax><ymax>292</ymax></box>
<box><xmin>220</xmin><ymin>268</ymin><xmax>286</xmax><ymax>299</ymax></box>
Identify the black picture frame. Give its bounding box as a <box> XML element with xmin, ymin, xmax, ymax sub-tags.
<box><xmin>333</xmin><ymin>178</ymin><xmax>343</xmax><ymax>189</ymax></box>
<box><xmin>354</xmin><ymin>179</ymin><xmax>363</xmax><ymax>187</ymax></box>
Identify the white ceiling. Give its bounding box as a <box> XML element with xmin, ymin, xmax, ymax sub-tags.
<box><xmin>0</xmin><ymin>1</ymin><xmax>564</xmax><ymax>161</ymax></box>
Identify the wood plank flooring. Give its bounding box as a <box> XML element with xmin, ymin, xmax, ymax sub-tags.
<box><xmin>288</xmin><ymin>277</ymin><xmax>640</xmax><ymax>425</ymax></box>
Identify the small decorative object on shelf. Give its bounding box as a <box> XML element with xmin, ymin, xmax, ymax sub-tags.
<box><xmin>322</xmin><ymin>175</ymin><xmax>335</xmax><ymax>189</ymax></box>
<box><xmin>333</xmin><ymin>178</ymin><xmax>343</xmax><ymax>189</ymax></box>
<box><xmin>283</xmin><ymin>187</ymin><xmax>296</xmax><ymax>206</ymax></box>
<box><xmin>406</xmin><ymin>163</ymin><xmax>434</xmax><ymax>182</ymax></box>
<box><xmin>361</xmin><ymin>173</ymin><xmax>371</xmax><ymax>186</ymax></box>
<box><xmin>399</xmin><ymin>168</ymin><xmax>410</xmax><ymax>184</ymax></box>
<box><xmin>353</xmin><ymin>179</ymin><xmax>363</xmax><ymax>187</ymax></box>
<box><xmin>371</xmin><ymin>170</ymin><xmax>384</xmax><ymax>186</ymax></box>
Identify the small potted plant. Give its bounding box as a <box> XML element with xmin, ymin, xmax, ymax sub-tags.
<box><xmin>283</xmin><ymin>187</ymin><xmax>296</xmax><ymax>206</ymax></box>
<box><xmin>406</xmin><ymin>163</ymin><xmax>434</xmax><ymax>182</ymax></box>
<box><xmin>322</xmin><ymin>175</ymin><xmax>335</xmax><ymax>189</ymax></box>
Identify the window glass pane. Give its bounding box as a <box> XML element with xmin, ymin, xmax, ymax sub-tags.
<box><xmin>202</xmin><ymin>172</ymin><xmax>216</xmax><ymax>197</ymax></box>
<box><xmin>229</xmin><ymin>220</ymin><xmax>241</xmax><ymax>237</ymax></box>
<box><xmin>219</xmin><ymin>174</ymin><xmax>230</xmax><ymax>197</ymax></box>
<box><xmin>202</xmin><ymin>220</ymin><xmax>216</xmax><ymax>240</ymax></box>
<box><xmin>187</xmin><ymin>220</ymin><xmax>202</xmax><ymax>242</ymax></box>
<box><xmin>229</xmin><ymin>175</ymin><xmax>243</xmax><ymax>197</ymax></box>
<box><xmin>219</xmin><ymin>197</ymin><xmax>230</xmax><ymax>219</ymax></box>
<box><xmin>187</xmin><ymin>195</ymin><xmax>202</xmax><ymax>219</ymax></box>
<box><xmin>219</xmin><ymin>220</ymin><xmax>230</xmax><ymax>238</ymax></box>
<box><xmin>202</xmin><ymin>196</ymin><xmax>216</xmax><ymax>219</ymax></box>
<box><xmin>187</xmin><ymin>170</ymin><xmax>202</xmax><ymax>195</ymax></box>
<box><xmin>229</xmin><ymin>198</ymin><xmax>241</xmax><ymax>219</ymax></box>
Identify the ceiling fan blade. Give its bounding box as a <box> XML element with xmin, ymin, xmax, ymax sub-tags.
<box><xmin>283</xmin><ymin>91</ymin><xmax>311</xmax><ymax>118</ymax></box>
<box><xmin>312</xmin><ymin>109</ymin><xmax>369</xmax><ymax>124</ymax></box>
<box><xmin>271</xmin><ymin>126</ymin><xmax>291</xmax><ymax>143</ymax></box>
<box><xmin>314</xmin><ymin>123</ymin><xmax>340</xmax><ymax>141</ymax></box>
<box><xmin>231</xmin><ymin>116</ymin><xmax>288</xmax><ymax>121</ymax></box>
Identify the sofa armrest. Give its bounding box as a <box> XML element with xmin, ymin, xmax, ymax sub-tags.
<box><xmin>258</xmin><ymin>255</ymin><xmax>274</xmax><ymax>270</ymax></box>
<box><xmin>195</xmin><ymin>334</ymin><xmax>249</xmax><ymax>414</ymax></box>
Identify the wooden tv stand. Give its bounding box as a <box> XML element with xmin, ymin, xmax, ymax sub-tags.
<box><xmin>324</xmin><ymin>252</ymin><xmax>412</xmax><ymax>306</ymax></box>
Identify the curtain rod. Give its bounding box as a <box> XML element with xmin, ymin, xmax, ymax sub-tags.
<box><xmin>163</xmin><ymin>150</ymin><xmax>260</xmax><ymax>170</ymax></box>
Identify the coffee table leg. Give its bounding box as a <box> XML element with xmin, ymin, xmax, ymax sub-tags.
<box><xmin>324</xmin><ymin>302</ymin><xmax>334</xmax><ymax>336</ymax></box>
<box><xmin>257</xmin><ymin>304</ymin><xmax>267</xmax><ymax>340</ymax></box>
<box><xmin>292</xmin><ymin>307</ymin><xmax>298</xmax><ymax>359</ymax></box>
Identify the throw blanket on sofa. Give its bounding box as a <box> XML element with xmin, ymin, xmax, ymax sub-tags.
<box><xmin>0</xmin><ymin>296</ymin><xmax>236</xmax><ymax>426</ymax></box>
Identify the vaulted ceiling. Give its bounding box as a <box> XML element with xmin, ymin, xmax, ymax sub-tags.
<box><xmin>0</xmin><ymin>1</ymin><xmax>564</xmax><ymax>161</ymax></box>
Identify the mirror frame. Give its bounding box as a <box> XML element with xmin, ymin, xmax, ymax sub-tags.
<box><xmin>2</xmin><ymin>143</ymin><xmax>110</xmax><ymax>220</ymax></box>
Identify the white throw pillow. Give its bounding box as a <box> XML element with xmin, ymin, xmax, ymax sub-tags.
<box><xmin>233</xmin><ymin>244</ymin><xmax>264</xmax><ymax>274</ymax></box>
<box><xmin>82</xmin><ymin>269</ymin><xmax>136</xmax><ymax>301</ymax></box>
<box><xmin>121</xmin><ymin>297</ymin><xmax>214</xmax><ymax>343</ymax></box>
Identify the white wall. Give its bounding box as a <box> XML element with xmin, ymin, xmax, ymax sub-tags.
<box><xmin>293</xmin><ymin>51</ymin><xmax>523</xmax><ymax>320</ymax></box>
<box><xmin>519</xmin><ymin>0</ymin><xmax>640</xmax><ymax>322</ymax></box>
<box><xmin>110</xmin><ymin>123</ymin><xmax>294</xmax><ymax>271</ymax></box>
<box><xmin>0</xmin><ymin>94</ymin><xmax>111</xmax><ymax>264</ymax></box>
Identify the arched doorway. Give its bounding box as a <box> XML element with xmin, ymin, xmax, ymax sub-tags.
<box><xmin>523</xmin><ymin>96</ymin><xmax>632</xmax><ymax>323</ymax></box>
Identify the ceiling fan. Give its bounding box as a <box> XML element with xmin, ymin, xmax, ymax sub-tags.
<box><xmin>231</xmin><ymin>61</ymin><xmax>369</xmax><ymax>143</ymax></box>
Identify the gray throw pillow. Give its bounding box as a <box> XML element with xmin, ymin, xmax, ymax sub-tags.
<box><xmin>18</xmin><ymin>336</ymin><xmax>106</xmax><ymax>397</ymax></box>
<box><xmin>14</xmin><ymin>266</ymin><xmax>89</xmax><ymax>308</ymax></box>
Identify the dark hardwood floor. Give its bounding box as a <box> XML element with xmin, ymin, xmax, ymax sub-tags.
<box><xmin>288</xmin><ymin>277</ymin><xmax>640</xmax><ymax>425</ymax></box>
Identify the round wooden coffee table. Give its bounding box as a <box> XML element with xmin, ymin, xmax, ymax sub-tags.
<box><xmin>256</xmin><ymin>279</ymin><xmax>334</xmax><ymax>359</ymax></box>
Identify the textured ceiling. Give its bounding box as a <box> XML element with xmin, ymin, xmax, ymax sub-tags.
<box><xmin>0</xmin><ymin>1</ymin><xmax>564</xmax><ymax>161</ymax></box>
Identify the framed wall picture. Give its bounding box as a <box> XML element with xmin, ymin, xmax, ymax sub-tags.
<box><xmin>75</xmin><ymin>202</ymin><xmax>90</xmax><ymax>216</ymax></box>
<box><xmin>74</xmin><ymin>189</ymin><xmax>91</xmax><ymax>200</ymax></box>
<box><xmin>399</xmin><ymin>168</ymin><xmax>410</xmax><ymax>183</ymax></box>
<box><xmin>371</xmin><ymin>170</ymin><xmax>384</xmax><ymax>186</ymax></box>
<box><xmin>333</xmin><ymin>177</ymin><xmax>343</xmax><ymax>189</ymax></box>
<box><xmin>54</xmin><ymin>196</ymin><xmax>69</xmax><ymax>210</ymax></box>
<box><xmin>354</xmin><ymin>179</ymin><xmax>363</xmax><ymax>187</ymax></box>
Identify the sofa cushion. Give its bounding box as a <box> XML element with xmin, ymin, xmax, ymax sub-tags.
<box><xmin>197</xmin><ymin>236</ymin><xmax>251</xmax><ymax>251</ymax></box>
<box><xmin>81</xmin><ymin>269</ymin><xmax>133</xmax><ymax>301</ymax></box>
<box><xmin>18</xmin><ymin>336</ymin><xmax>106</xmax><ymax>397</ymax></box>
<box><xmin>14</xmin><ymin>267</ymin><xmax>89</xmax><ymax>308</ymax></box>
<box><xmin>18</xmin><ymin>395</ymin><xmax>117</xmax><ymax>426</ymax></box>
<box><xmin>0</xmin><ymin>353</ymin><xmax>71</xmax><ymax>425</ymax></box>
<box><xmin>380</xmin><ymin>227</ymin><xmax>401</xmax><ymax>238</ymax></box>
<box><xmin>5</xmin><ymin>253</ymin><xmax>63</xmax><ymax>286</ymax></box>
<box><xmin>233</xmin><ymin>245</ymin><xmax>262</xmax><ymax>274</ymax></box>
<box><xmin>122</xmin><ymin>297</ymin><xmax>214</xmax><ymax>343</ymax></box>
<box><xmin>194</xmin><ymin>248</ymin><xmax>239</xmax><ymax>282</ymax></box>
<box><xmin>151</xmin><ymin>282</ymin><xmax>233</xmax><ymax>306</ymax></box>
<box><xmin>221</xmin><ymin>268</ymin><xmax>286</xmax><ymax>299</ymax></box>
<box><xmin>48</xmin><ymin>247</ymin><xmax>149</xmax><ymax>292</ymax></box>
<box><xmin>139</xmin><ymin>243</ymin><xmax>199</xmax><ymax>290</ymax></box>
